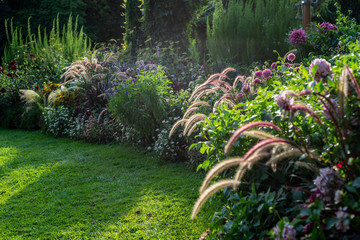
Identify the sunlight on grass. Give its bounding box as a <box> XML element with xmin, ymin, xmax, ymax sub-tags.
<box><xmin>0</xmin><ymin>164</ymin><xmax>57</xmax><ymax>205</ymax></box>
<box><xmin>0</xmin><ymin>147</ymin><xmax>19</xmax><ymax>167</ymax></box>
<box><xmin>104</xmin><ymin>188</ymin><xmax>211</xmax><ymax>239</ymax></box>
<box><xmin>0</xmin><ymin>129</ymin><xmax>215</xmax><ymax>239</ymax></box>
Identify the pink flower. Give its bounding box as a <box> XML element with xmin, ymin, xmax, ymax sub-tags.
<box><xmin>255</xmin><ymin>70</ymin><xmax>263</xmax><ymax>78</ymax></box>
<box><xmin>236</xmin><ymin>92</ymin><xmax>244</xmax><ymax>101</ymax></box>
<box><xmin>276</xmin><ymin>91</ymin><xmax>294</xmax><ymax>111</ymax></box>
<box><xmin>319</xmin><ymin>22</ymin><xmax>338</xmax><ymax>34</ymax></box>
<box><xmin>271</xmin><ymin>62</ymin><xmax>277</xmax><ymax>70</ymax></box>
<box><xmin>262</xmin><ymin>69</ymin><xmax>272</xmax><ymax>79</ymax></box>
<box><xmin>309</xmin><ymin>58</ymin><xmax>333</xmax><ymax>82</ymax></box>
<box><xmin>289</xmin><ymin>28</ymin><xmax>308</xmax><ymax>46</ymax></box>
<box><xmin>287</xmin><ymin>53</ymin><xmax>296</xmax><ymax>62</ymax></box>
<box><xmin>254</xmin><ymin>78</ymin><xmax>262</xmax><ymax>85</ymax></box>
<box><xmin>282</xmin><ymin>222</ymin><xmax>296</xmax><ymax>240</ymax></box>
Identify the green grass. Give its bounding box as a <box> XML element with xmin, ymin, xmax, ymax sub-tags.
<box><xmin>0</xmin><ymin>129</ymin><xmax>216</xmax><ymax>239</ymax></box>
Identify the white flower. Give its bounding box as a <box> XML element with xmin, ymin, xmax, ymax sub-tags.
<box><xmin>335</xmin><ymin>207</ymin><xmax>350</xmax><ymax>232</ymax></box>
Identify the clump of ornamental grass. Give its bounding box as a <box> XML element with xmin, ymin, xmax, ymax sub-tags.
<box><xmin>191</xmin><ymin>121</ymin><xmax>322</xmax><ymax>219</ymax></box>
<box><xmin>169</xmin><ymin>67</ymin><xmax>258</xmax><ymax>138</ymax></box>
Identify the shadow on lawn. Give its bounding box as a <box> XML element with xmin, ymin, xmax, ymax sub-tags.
<box><xmin>0</xmin><ymin>129</ymin><xmax>209</xmax><ymax>239</ymax></box>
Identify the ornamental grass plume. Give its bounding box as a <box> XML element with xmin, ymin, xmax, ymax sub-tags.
<box><xmin>289</xmin><ymin>28</ymin><xmax>307</xmax><ymax>46</ymax></box>
<box><xmin>191</xmin><ymin>179</ymin><xmax>240</xmax><ymax>219</ymax></box>
<box><xmin>224</xmin><ymin>121</ymin><xmax>282</xmax><ymax>154</ymax></box>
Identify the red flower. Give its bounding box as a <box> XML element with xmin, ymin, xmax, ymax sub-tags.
<box><xmin>0</xmin><ymin>88</ymin><xmax>6</xmax><ymax>93</ymax></box>
<box><xmin>0</xmin><ymin>67</ymin><xmax>5</xmax><ymax>73</ymax></box>
<box><xmin>337</xmin><ymin>161</ymin><xmax>344</xmax><ymax>169</ymax></box>
<box><xmin>6</xmin><ymin>73</ymin><xmax>13</xmax><ymax>77</ymax></box>
<box><xmin>10</xmin><ymin>61</ymin><xmax>16</xmax><ymax>66</ymax></box>
<box><xmin>34</xmin><ymin>86</ymin><xmax>40</xmax><ymax>91</ymax></box>
<box><xmin>10</xmin><ymin>65</ymin><xmax>17</xmax><ymax>71</ymax></box>
<box><xmin>29</xmin><ymin>54</ymin><xmax>35</xmax><ymax>58</ymax></box>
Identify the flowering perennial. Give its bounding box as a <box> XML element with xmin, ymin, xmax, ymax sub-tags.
<box><xmin>289</xmin><ymin>28</ymin><xmax>307</xmax><ymax>46</ymax></box>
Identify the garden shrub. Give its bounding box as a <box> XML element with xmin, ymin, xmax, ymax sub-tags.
<box><xmin>206</xmin><ymin>0</ymin><xmax>296</xmax><ymax>64</ymax></box>
<box><xmin>42</xmin><ymin>106</ymin><xmax>73</xmax><ymax>136</ymax></box>
<box><xmin>109</xmin><ymin>67</ymin><xmax>171</xmax><ymax>143</ymax></box>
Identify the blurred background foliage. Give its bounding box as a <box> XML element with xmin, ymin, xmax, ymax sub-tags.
<box><xmin>1</xmin><ymin>0</ymin><xmax>360</xmax><ymax>66</ymax></box>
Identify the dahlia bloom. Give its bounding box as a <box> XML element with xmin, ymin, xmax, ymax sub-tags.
<box><xmin>289</xmin><ymin>28</ymin><xmax>307</xmax><ymax>46</ymax></box>
<box><xmin>255</xmin><ymin>70</ymin><xmax>263</xmax><ymax>78</ymax></box>
<box><xmin>319</xmin><ymin>22</ymin><xmax>338</xmax><ymax>34</ymax></box>
<box><xmin>271</xmin><ymin>62</ymin><xmax>277</xmax><ymax>70</ymax></box>
<box><xmin>262</xmin><ymin>69</ymin><xmax>272</xmax><ymax>79</ymax></box>
<box><xmin>309</xmin><ymin>58</ymin><xmax>333</xmax><ymax>82</ymax></box>
<box><xmin>287</xmin><ymin>53</ymin><xmax>296</xmax><ymax>62</ymax></box>
<box><xmin>254</xmin><ymin>78</ymin><xmax>262</xmax><ymax>85</ymax></box>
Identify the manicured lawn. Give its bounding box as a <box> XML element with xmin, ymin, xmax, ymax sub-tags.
<box><xmin>0</xmin><ymin>129</ymin><xmax>215</xmax><ymax>239</ymax></box>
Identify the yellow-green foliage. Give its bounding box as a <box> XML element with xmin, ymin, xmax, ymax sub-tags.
<box><xmin>40</xmin><ymin>82</ymin><xmax>61</xmax><ymax>99</ymax></box>
<box><xmin>53</xmin><ymin>89</ymin><xmax>84</xmax><ymax>108</ymax></box>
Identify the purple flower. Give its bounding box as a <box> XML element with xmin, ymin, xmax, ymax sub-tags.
<box><xmin>255</xmin><ymin>70</ymin><xmax>263</xmax><ymax>78</ymax></box>
<box><xmin>262</xmin><ymin>69</ymin><xmax>272</xmax><ymax>79</ymax></box>
<box><xmin>272</xmin><ymin>221</ymin><xmax>296</xmax><ymax>240</ymax></box>
<box><xmin>287</xmin><ymin>53</ymin><xmax>296</xmax><ymax>62</ymax></box>
<box><xmin>236</xmin><ymin>92</ymin><xmax>244</xmax><ymax>101</ymax></box>
<box><xmin>254</xmin><ymin>78</ymin><xmax>262</xmax><ymax>85</ymax></box>
<box><xmin>289</xmin><ymin>28</ymin><xmax>308</xmax><ymax>46</ymax></box>
<box><xmin>271</xmin><ymin>62</ymin><xmax>277</xmax><ymax>70</ymax></box>
<box><xmin>319</xmin><ymin>22</ymin><xmax>338</xmax><ymax>34</ymax></box>
<box><xmin>309</xmin><ymin>58</ymin><xmax>333</xmax><ymax>82</ymax></box>
<box><xmin>282</xmin><ymin>222</ymin><xmax>296</xmax><ymax>240</ymax></box>
<box><xmin>313</xmin><ymin>167</ymin><xmax>345</xmax><ymax>203</ymax></box>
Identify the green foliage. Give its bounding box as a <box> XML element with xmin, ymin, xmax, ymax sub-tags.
<box><xmin>122</xmin><ymin>0</ymin><xmax>143</xmax><ymax>58</ymax></box>
<box><xmin>3</xmin><ymin>14</ymin><xmax>91</xmax><ymax>65</ymax></box>
<box><xmin>42</xmin><ymin>106</ymin><xmax>73</xmax><ymax>136</ymax></box>
<box><xmin>209</xmin><ymin>187</ymin><xmax>286</xmax><ymax>239</ymax></box>
<box><xmin>206</xmin><ymin>0</ymin><xmax>296</xmax><ymax>64</ymax></box>
<box><xmin>109</xmin><ymin>67</ymin><xmax>171</xmax><ymax>143</ymax></box>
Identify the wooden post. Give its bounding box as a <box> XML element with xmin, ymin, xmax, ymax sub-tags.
<box><xmin>302</xmin><ymin>0</ymin><xmax>311</xmax><ymax>29</ymax></box>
